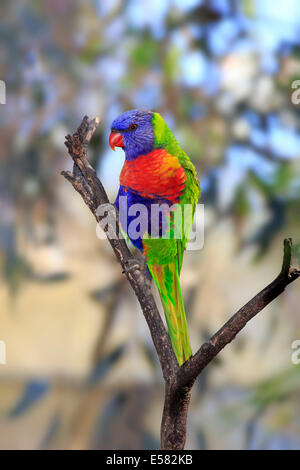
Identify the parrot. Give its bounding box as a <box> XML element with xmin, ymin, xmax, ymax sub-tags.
<box><xmin>109</xmin><ymin>110</ymin><xmax>200</xmax><ymax>366</ymax></box>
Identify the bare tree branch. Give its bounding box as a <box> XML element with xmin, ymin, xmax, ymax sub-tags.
<box><xmin>62</xmin><ymin>116</ymin><xmax>300</xmax><ymax>451</ymax></box>
<box><xmin>179</xmin><ymin>237</ymin><xmax>300</xmax><ymax>387</ymax></box>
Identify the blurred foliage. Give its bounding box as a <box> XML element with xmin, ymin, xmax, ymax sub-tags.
<box><xmin>0</xmin><ymin>0</ymin><xmax>299</xmax><ymax>450</ymax></box>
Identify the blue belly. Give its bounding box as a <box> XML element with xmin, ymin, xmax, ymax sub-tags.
<box><xmin>115</xmin><ymin>186</ymin><xmax>172</xmax><ymax>251</ymax></box>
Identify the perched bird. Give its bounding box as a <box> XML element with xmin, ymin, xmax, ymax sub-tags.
<box><xmin>109</xmin><ymin>110</ymin><xmax>200</xmax><ymax>365</ymax></box>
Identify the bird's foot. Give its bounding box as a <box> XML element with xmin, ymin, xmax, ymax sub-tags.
<box><xmin>122</xmin><ymin>258</ymin><xmax>145</xmax><ymax>274</ymax></box>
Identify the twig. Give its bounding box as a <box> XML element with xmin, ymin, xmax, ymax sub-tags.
<box><xmin>178</xmin><ymin>238</ymin><xmax>300</xmax><ymax>386</ymax></box>
<box><xmin>62</xmin><ymin>116</ymin><xmax>300</xmax><ymax>450</ymax></box>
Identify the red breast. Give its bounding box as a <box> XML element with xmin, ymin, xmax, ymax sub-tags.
<box><xmin>120</xmin><ymin>149</ymin><xmax>186</xmax><ymax>203</ymax></box>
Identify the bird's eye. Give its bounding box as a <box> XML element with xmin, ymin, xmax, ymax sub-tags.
<box><xmin>129</xmin><ymin>124</ymin><xmax>137</xmax><ymax>131</ymax></box>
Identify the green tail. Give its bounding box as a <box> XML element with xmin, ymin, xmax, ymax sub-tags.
<box><xmin>148</xmin><ymin>260</ymin><xmax>192</xmax><ymax>366</ymax></box>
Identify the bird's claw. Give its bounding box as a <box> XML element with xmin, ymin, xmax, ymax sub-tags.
<box><xmin>122</xmin><ymin>258</ymin><xmax>145</xmax><ymax>274</ymax></box>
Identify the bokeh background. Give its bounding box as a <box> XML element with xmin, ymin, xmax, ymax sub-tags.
<box><xmin>1</xmin><ymin>0</ymin><xmax>300</xmax><ymax>450</ymax></box>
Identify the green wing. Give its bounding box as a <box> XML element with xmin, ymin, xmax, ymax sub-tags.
<box><xmin>142</xmin><ymin>112</ymin><xmax>201</xmax><ymax>365</ymax></box>
<box><xmin>152</xmin><ymin>112</ymin><xmax>201</xmax><ymax>271</ymax></box>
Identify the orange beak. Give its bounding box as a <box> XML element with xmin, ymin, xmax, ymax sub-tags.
<box><xmin>109</xmin><ymin>131</ymin><xmax>124</xmax><ymax>151</ymax></box>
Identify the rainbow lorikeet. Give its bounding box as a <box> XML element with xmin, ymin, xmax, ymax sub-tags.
<box><xmin>109</xmin><ymin>110</ymin><xmax>200</xmax><ymax>365</ymax></box>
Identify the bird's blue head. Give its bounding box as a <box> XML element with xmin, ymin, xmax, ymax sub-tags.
<box><xmin>109</xmin><ymin>109</ymin><xmax>154</xmax><ymax>161</ymax></box>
